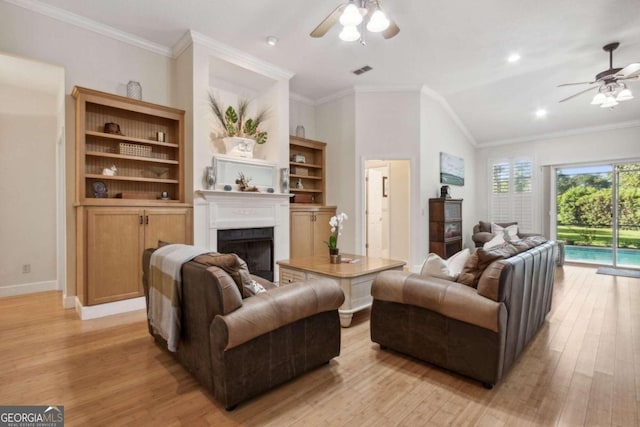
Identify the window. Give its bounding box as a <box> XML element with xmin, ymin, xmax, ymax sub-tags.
<box><xmin>490</xmin><ymin>159</ymin><xmax>534</xmax><ymax>232</ymax></box>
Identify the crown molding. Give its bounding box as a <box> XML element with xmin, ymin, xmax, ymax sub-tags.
<box><xmin>479</xmin><ymin>119</ymin><xmax>640</xmax><ymax>148</ymax></box>
<box><xmin>5</xmin><ymin>0</ymin><xmax>173</xmax><ymax>57</ymax></box>
<box><xmin>171</xmin><ymin>30</ymin><xmax>193</xmax><ymax>58</ymax></box>
<box><xmin>289</xmin><ymin>92</ymin><xmax>316</xmax><ymax>106</ymax></box>
<box><xmin>354</xmin><ymin>84</ymin><xmax>424</xmax><ymax>93</ymax></box>
<box><xmin>420</xmin><ymin>85</ymin><xmax>477</xmax><ymax>146</ymax></box>
<box><xmin>315</xmin><ymin>87</ymin><xmax>356</xmax><ymax>106</ymax></box>
<box><xmin>184</xmin><ymin>31</ymin><xmax>294</xmax><ymax>81</ymax></box>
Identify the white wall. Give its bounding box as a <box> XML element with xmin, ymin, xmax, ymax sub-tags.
<box><xmin>355</xmin><ymin>91</ymin><xmax>422</xmax><ymax>267</ymax></box>
<box><xmin>316</xmin><ymin>94</ymin><xmax>357</xmax><ymax>253</ymax></box>
<box><xmin>0</xmin><ymin>3</ymin><xmax>173</xmax><ymax>105</ymax></box>
<box><xmin>0</xmin><ymin>85</ymin><xmax>57</xmax><ymax>293</ymax></box>
<box><xmin>312</xmin><ymin>89</ymin><xmax>477</xmax><ymax>270</ymax></box>
<box><xmin>289</xmin><ymin>98</ymin><xmax>317</xmax><ymax>140</ymax></box>
<box><xmin>476</xmin><ymin>125</ymin><xmax>640</xmax><ymax>237</ymax></box>
<box><xmin>0</xmin><ymin>2</ymin><xmax>177</xmax><ymax>299</ymax></box>
<box><xmin>420</xmin><ymin>93</ymin><xmax>477</xmax><ymax>255</ymax></box>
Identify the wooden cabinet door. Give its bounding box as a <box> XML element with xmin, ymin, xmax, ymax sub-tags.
<box><xmin>86</xmin><ymin>208</ymin><xmax>144</xmax><ymax>305</ymax></box>
<box><xmin>144</xmin><ymin>208</ymin><xmax>192</xmax><ymax>250</ymax></box>
<box><xmin>313</xmin><ymin>210</ymin><xmax>335</xmax><ymax>256</ymax></box>
<box><xmin>290</xmin><ymin>211</ymin><xmax>314</xmax><ymax>258</ymax></box>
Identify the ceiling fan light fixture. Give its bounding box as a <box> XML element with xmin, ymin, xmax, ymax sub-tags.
<box><xmin>339</xmin><ymin>2</ymin><xmax>363</xmax><ymax>26</ymax></box>
<box><xmin>616</xmin><ymin>88</ymin><xmax>634</xmax><ymax>101</ymax></box>
<box><xmin>339</xmin><ymin>25</ymin><xmax>361</xmax><ymax>42</ymax></box>
<box><xmin>600</xmin><ymin>96</ymin><xmax>618</xmax><ymax>108</ymax></box>
<box><xmin>366</xmin><ymin>9</ymin><xmax>390</xmax><ymax>32</ymax></box>
<box><xmin>591</xmin><ymin>92</ymin><xmax>606</xmax><ymax>105</ymax></box>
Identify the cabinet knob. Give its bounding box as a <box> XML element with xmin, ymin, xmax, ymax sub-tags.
<box><xmin>145</xmin><ymin>215</ymin><xmax>149</xmax><ymax>225</ymax></box>
<box><xmin>139</xmin><ymin>215</ymin><xmax>143</xmax><ymax>225</ymax></box>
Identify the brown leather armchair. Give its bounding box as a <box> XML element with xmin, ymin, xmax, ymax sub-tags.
<box><xmin>142</xmin><ymin>249</ymin><xmax>345</xmax><ymax>410</ymax></box>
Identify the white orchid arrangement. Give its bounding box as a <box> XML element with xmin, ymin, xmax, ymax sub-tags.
<box><xmin>326</xmin><ymin>212</ymin><xmax>348</xmax><ymax>249</ymax></box>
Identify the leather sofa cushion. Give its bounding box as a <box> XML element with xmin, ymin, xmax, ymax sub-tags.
<box><xmin>372</xmin><ymin>271</ymin><xmax>504</xmax><ymax>332</ymax></box>
<box><xmin>213</xmin><ymin>279</ymin><xmax>345</xmax><ymax>350</ymax></box>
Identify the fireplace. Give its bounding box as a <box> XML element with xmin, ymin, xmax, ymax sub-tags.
<box><xmin>217</xmin><ymin>227</ymin><xmax>274</xmax><ymax>282</ymax></box>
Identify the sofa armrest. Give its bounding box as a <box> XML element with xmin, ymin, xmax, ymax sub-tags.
<box><xmin>211</xmin><ymin>279</ymin><xmax>344</xmax><ymax>351</ymax></box>
<box><xmin>371</xmin><ymin>270</ymin><xmax>504</xmax><ymax>332</ymax></box>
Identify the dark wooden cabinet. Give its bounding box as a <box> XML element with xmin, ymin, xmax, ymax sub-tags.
<box><xmin>429</xmin><ymin>198</ymin><xmax>463</xmax><ymax>259</ymax></box>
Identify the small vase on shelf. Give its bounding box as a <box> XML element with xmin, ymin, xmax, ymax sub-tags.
<box><xmin>329</xmin><ymin>247</ymin><xmax>341</xmax><ymax>264</ymax></box>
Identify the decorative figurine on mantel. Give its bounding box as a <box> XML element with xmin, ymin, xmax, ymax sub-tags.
<box><xmin>236</xmin><ymin>172</ymin><xmax>259</xmax><ymax>192</ymax></box>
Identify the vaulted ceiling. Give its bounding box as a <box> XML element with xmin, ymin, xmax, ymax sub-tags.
<box><xmin>33</xmin><ymin>0</ymin><xmax>640</xmax><ymax>145</ymax></box>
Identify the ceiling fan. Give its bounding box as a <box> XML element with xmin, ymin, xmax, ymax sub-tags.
<box><xmin>558</xmin><ymin>42</ymin><xmax>640</xmax><ymax>108</ymax></box>
<box><xmin>310</xmin><ymin>0</ymin><xmax>400</xmax><ymax>44</ymax></box>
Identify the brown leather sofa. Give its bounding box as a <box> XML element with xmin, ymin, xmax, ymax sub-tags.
<box><xmin>370</xmin><ymin>239</ymin><xmax>557</xmax><ymax>388</ymax></box>
<box><xmin>142</xmin><ymin>249</ymin><xmax>345</xmax><ymax>410</ymax></box>
<box><xmin>472</xmin><ymin>220</ymin><xmax>540</xmax><ymax>247</ymax></box>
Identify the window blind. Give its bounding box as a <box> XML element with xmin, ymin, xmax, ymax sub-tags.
<box><xmin>490</xmin><ymin>159</ymin><xmax>534</xmax><ymax>232</ymax></box>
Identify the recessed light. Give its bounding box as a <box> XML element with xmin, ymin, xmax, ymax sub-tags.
<box><xmin>507</xmin><ymin>53</ymin><xmax>521</xmax><ymax>63</ymax></box>
<box><xmin>535</xmin><ymin>109</ymin><xmax>547</xmax><ymax>118</ymax></box>
<box><xmin>266</xmin><ymin>36</ymin><xmax>278</xmax><ymax>46</ymax></box>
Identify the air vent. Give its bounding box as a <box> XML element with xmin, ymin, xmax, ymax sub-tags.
<box><xmin>352</xmin><ymin>65</ymin><xmax>373</xmax><ymax>75</ymax></box>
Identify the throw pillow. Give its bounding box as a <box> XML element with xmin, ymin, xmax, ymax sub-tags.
<box><xmin>243</xmin><ymin>279</ymin><xmax>267</xmax><ymax>297</ymax></box>
<box><xmin>483</xmin><ymin>233</ymin><xmax>505</xmax><ymax>249</ymax></box>
<box><xmin>492</xmin><ymin>223</ymin><xmax>519</xmax><ymax>241</ymax></box>
<box><xmin>456</xmin><ymin>250</ymin><xmax>480</xmax><ymax>287</ymax></box>
<box><xmin>419</xmin><ymin>248</ymin><xmax>470</xmax><ymax>281</ymax></box>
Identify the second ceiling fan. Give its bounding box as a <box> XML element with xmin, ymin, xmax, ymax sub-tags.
<box><xmin>558</xmin><ymin>42</ymin><xmax>640</xmax><ymax>108</ymax></box>
<box><xmin>310</xmin><ymin>0</ymin><xmax>400</xmax><ymax>44</ymax></box>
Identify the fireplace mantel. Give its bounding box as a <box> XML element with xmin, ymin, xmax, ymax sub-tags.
<box><xmin>197</xmin><ymin>189</ymin><xmax>292</xmax><ymax>200</ymax></box>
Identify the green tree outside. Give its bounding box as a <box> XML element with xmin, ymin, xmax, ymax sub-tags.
<box><xmin>557</xmin><ymin>164</ymin><xmax>640</xmax><ymax>248</ymax></box>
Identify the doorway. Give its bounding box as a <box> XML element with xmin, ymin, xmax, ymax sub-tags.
<box><xmin>556</xmin><ymin>162</ymin><xmax>640</xmax><ymax>267</ymax></box>
<box><xmin>365</xmin><ymin>160</ymin><xmax>410</xmax><ymax>264</ymax></box>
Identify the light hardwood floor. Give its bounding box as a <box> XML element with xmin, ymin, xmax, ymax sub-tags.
<box><xmin>0</xmin><ymin>265</ymin><xmax>638</xmax><ymax>426</ymax></box>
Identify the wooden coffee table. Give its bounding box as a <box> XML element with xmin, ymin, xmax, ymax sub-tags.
<box><xmin>277</xmin><ymin>254</ymin><xmax>405</xmax><ymax>327</ymax></box>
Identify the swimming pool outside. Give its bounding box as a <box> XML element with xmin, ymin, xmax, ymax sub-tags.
<box><xmin>565</xmin><ymin>245</ymin><xmax>640</xmax><ymax>267</ymax></box>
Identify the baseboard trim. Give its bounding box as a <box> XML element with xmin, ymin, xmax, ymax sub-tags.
<box><xmin>62</xmin><ymin>294</ymin><xmax>76</xmax><ymax>309</ymax></box>
<box><xmin>75</xmin><ymin>296</ymin><xmax>146</xmax><ymax>320</ymax></box>
<box><xmin>0</xmin><ymin>280</ymin><xmax>58</xmax><ymax>297</ymax></box>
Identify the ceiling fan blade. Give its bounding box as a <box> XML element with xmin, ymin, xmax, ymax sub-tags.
<box><xmin>310</xmin><ymin>4</ymin><xmax>346</xmax><ymax>38</ymax></box>
<box><xmin>615</xmin><ymin>63</ymin><xmax>640</xmax><ymax>78</ymax></box>
<box><xmin>382</xmin><ymin>20</ymin><xmax>400</xmax><ymax>39</ymax></box>
<box><xmin>558</xmin><ymin>86</ymin><xmax>599</xmax><ymax>103</ymax></box>
<box><xmin>557</xmin><ymin>81</ymin><xmax>595</xmax><ymax>87</ymax></box>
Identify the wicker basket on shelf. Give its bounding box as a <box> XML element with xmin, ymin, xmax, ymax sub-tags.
<box><xmin>119</xmin><ymin>142</ymin><xmax>151</xmax><ymax>158</ymax></box>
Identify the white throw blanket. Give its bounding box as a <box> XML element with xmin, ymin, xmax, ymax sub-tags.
<box><xmin>148</xmin><ymin>244</ymin><xmax>210</xmax><ymax>352</ymax></box>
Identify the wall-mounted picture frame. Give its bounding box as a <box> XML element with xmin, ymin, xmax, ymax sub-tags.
<box><xmin>440</xmin><ymin>152</ymin><xmax>465</xmax><ymax>186</ymax></box>
<box><xmin>382</xmin><ymin>176</ymin><xmax>389</xmax><ymax>197</ymax></box>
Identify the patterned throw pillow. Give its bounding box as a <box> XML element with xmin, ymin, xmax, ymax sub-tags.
<box><xmin>491</xmin><ymin>223</ymin><xmax>519</xmax><ymax>241</ymax></box>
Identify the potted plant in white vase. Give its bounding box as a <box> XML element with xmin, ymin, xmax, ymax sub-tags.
<box><xmin>208</xmin><ymin>93</ymin><xmax>269</xmax><ymax>158</ymax></box>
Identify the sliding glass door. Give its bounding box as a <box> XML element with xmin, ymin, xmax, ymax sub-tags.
<box><xmin>615</xmin><ymin>163</ymin><xmax>640</xmax><ymax>268</ymax></box>
<box><xmin>556</xmin><ymin>163</ymin><xmax>640</xmax><ymax>268</ymax></box>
